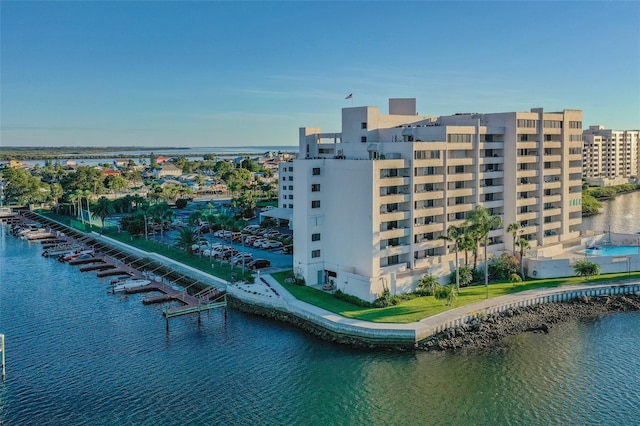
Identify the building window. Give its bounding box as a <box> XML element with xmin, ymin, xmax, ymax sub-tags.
<box><xmin>311</xmin><ymin>233</ymin><xmax>321</xmax><ymax>241</ymax></box>
<box><xmin>569</xmin><ymin>121</ymin><xmax>582</xmax><ymax>129</ymax></box>
<box><xmin>361</xmin><ymin>122</ymin><xmax>367</xmax><ymax>129</ymax></box>
<box><xmin>311</xmin><ymin>200</ymin><xmax>321</xmax><ymax>208</ymax></box>
<box><xmin>543</xmin><ymin>120</ymin><xmax>563</xmax><ymax>129</ymax></box>
<box><xmin>311</xmin><ymin>184</ymin><xmax>320</xmax><ymax>192</ymax></box>
<box><xmin>288</xmin><ymin>195</ymin><xmax>293</xmax><ymax>200</ymax></box>
<box><xmin>447</xmin><ymin>134</ymin><xmax>472</xmax><ymax>143</ymax></box>
<box><xmin>289</xmin><ymin>166</ymin><xmax>294</xmax><ymax>172</ymax></box>
<box><xmin>288</xmin><ymin>204</ymin><xmax>293</xmax><ymax>208</ymax></box>
<box><xmin>311</xmin><ymin>249</ymin><xmax>321</xmax><ymax>258</ymax></box>
<box><xmin>288</xmin><ymin>176</ymin><xmax>293</xmax><ymax>181</ymax></box>
<box><xmin>361</xmin><ymin>136</ymin><xmax>367</xmax><ymax>143</ymax></box>
<box><xmin>517</xmin><ymin>119</ymin><xmax>537</xmax><ymax>128</ymax></box>
<box><xmin>282</xmin><ymin>186</ymin><xmax>286</xmax><ymax>190</ymax></box>
<box><xmin>288</xmin><ymin>185</ymin><xmax>293</xmax><ymax>190</ymax></box>
<box><xmin>312</xmin><ymin>167</ymin><xmax>320</xmax><ymax>175</ymax></box>
<box><xmin>282</xmin><ymin>177</ymin><xmax>286</xmax><ymax>181</ymax></box>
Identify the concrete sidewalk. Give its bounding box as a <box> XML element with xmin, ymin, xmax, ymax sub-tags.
<box><xmin>227</xmin><ymin>275</ymin><xmax>640</xmax><ymax>346</ymax></box>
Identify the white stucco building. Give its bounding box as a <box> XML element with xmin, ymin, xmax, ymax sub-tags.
<box><xmin>291</xmin><ymin>99</ymin><xmax>584</xmax><ymax>302</ymax></box>
<box><xmin>582</xmin><ymin>125</ymin><xmax>640</xmax><ymax>187</ymax></box>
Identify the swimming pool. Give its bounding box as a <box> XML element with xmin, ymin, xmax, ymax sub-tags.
<box><xmin>585</xmin><ymin>245</ymin><xmax>640</xmax><ymax>256</ymax></box>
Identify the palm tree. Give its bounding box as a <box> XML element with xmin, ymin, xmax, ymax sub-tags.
<box><xmin>516</xmin><ymin>237</ymin><xmax>531</xmax><ymax>279</ymax></box>
<box><xmin>506</xmin><ymin>222</ymin><xmax>521</xmax><ymax>255</ymax></box>
<box><xmin>440</xmin><ymin>225</ymin><xmax>463</xmax><ymax>293</ymax></box>
<box><xmin>466</xmin><ymin>206</ymin><xmax>502</xmax><ymax>298</ymax></box>
<box><xmin>91</xmin><ymin>197</ymin><xmax>115</xmax><ymax>232</ymax></box>
<box><xmin>176</xmin><ymin>228</ymin><xmax>198</xmax><ymax>254</ymax></box>
<box><xmin>574</xmin><ymin>260</ymin><xmax>601</xmax><ymax>281</ymax></box>
<box><xmin>417</xmin><ymin>274</ymin><xmax>439</xmax><ymax>296</ymax></box>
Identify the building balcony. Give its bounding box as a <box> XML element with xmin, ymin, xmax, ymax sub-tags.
<box><xmin>413</xmin><ymin>222</ymin><xmax>444</xmax><ymax>235</ymax></box>
<box><xmin>543</xmin><ymin>221</ymin><xmax>561</xmax><ymax>231</ymax></box>
<box><xmin>380</xmin><ymin>262</ymin><xmax>411</xmax><ymax>275</ymax></box>
<box><xmin>447</xmin><ymin>187</ymin><xmax>475</xmax><ymax>198</ymax></box>
<box><xmin>521</xmin><ymin>224</ymin><xmax>538</xmax><ymax>235</ymax></box>
<box><xmin>480</xmin><ymin>170</ymin><xmax>504</xmax><ymax>179</ymax></box>
<box><xmin>543</xmin><ymin>181</ymin><xmax>561</xmax><ymax>190</ymax></box>
<box><xmin>518</xmin><ymin>183</ymin><xmax>538</xmax><ymax>193</ymax></box>
<box><xmin>413</xmin><ymin>175</ymin><xmax>444</xmax><ymax>185</ymax></box>
<box><xmin>379</xmin><ymin>176</ymin><xmax>411</xmax><ymax>186</ymax></box>
<box><xmin>379</xmin><ymin>209</ymin><xmax>411</xmax><ymax>222</ymax></box>
<box><xmin>543</xmin><ymin>207</ymin><xmax>562</xmax><ymax>217</ymax></box>
<box><xmin>379</xmin><ymin>193</ymin><xmax>410</xmax><ymax>204</ymax></box>
<box><xmin>379</xmin><ymin>227</ymin><xmax>410</xmax><ymax>240</ymax></box>
<box><xmin>378</xmin><ymin>244</ymin><xmax>411</xmax><ymax>258</ymax></box>
<box><xmin>447</xmin><ymin>157</ymin><xmax>475</xmax><ymax>166</ymax></box>
<box><xmin>446</xmin><ymin>203</ymin><xmax>473</xmax><ymax>214</ymax></box>
<box><xmin>544</xmin><ymin>155</ymin><xmax>561</xmax><ymax>162</ymax></box>
<box><xmin>415</xmin><ymin>206</ymin><xmax>444</xmax><ymax>217</ymax></box>
<box><xmin>543</xmin><ymin>194</ymin><xmax>562</xmax><ymax>203</ymax></box>
<box><xmin>482</xmin><ymin>200</ymin><xmax>504</xmax><ymax>209</ymax></box>
<box><xmin>568</xmin><ymin>204</ymin><xmax>582</xmax><ymax>213</ymax></box>
<box><xmin>414</xmin><ymin>158</ymin><xmax>444</xmax><ymax>167</ymax></box>
<box><xmin>479</xmin><ymin>156</ymin><xmax>504</xmax><ymax>165</ymax></box>
<box><xmin>543</xmin><ymin>141</ymin><xmax>562</xmax><ymax>149</ymax></box>
<box><xmin>479</xmin><ymin>142</ymin><xmax>504</xmax><ymax>150</ymax></box>
<box><xmin>517</xmin><ymin>211</ymin><xmax>539</xmax><ymax>221</ymax></box>
<box><xmin>447</xmin><ymin>172</ymin><xmax>476</xmax><ymax>182</ymax></box>
<box><xmin>414</xmin><ymin>190</ymin><xmax>444</xmax><ymax>201</ymax></box>
<box><xmin>568</xmin><ymin>167</ymin><xmax>582</xmax><ymax>174</ymax></box>
<box><xmin>414</xmin><ymin>239</ymin><xmax>444</xmax><ymax>250</ymax></box>
<box><xmin>568</xmin><ymin>216</ymin><xmax>582</xmax><ymax>226</ymax></box>
<box><xmin>569</xmin><ymin>153</ymin><xmax>582</xmax><ymax>161</ymax></box>
<box><xmin>516</xmin><ymin>197</ymin><xmax>538</xmax><ymax>207</ymax></box>
<box><xmin>479</xmin><ymin>184</ymin><xmax>504</xmax><ymax>194</ymax></box>
<box><xmin>517</xmin><ymin>169</ymin><xmax>540</xmax><ymax>178</ymax></box>
<box><xmin>518</xmin><ymin>141</ymin><xmax>539</xmax><ymax>149</ymax></box>
<box><xmin>518</xmin><ymin>155</ymin><xmax>539</xmax><ymax>164</ymax></box>
<box><xmin>544</xmin><ymin>168</ymin><xmax>561</xmax><ymax>176</ymax></box>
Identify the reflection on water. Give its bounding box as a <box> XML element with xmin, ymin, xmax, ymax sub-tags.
<box><xmin>579</xmin><ymin>191</ymin><xmax>640</xmax><ymax>235</ymax></box>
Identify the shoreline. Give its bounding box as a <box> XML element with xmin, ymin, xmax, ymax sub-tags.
<box><xmin>418</xmin><ymin>294</ymin><xmax>640</xmax><ymax>352</ymax></box>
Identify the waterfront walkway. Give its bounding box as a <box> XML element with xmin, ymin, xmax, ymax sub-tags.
<box><xmin>229</xmin><ymin>275</ymin><xmax>640</xmax><ymax>347</ymax></box>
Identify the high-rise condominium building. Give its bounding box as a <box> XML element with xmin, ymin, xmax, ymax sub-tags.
<box><xmin>582</xmin><ymin>125</ymin><xmax>640</xmax><ymax>187</ymax></box>
<box><xmin>291</xmin><ymin>99</ymin><xmax>583</xmax><ymax>302</ymax></box>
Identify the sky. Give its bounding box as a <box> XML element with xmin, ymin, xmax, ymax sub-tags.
<box><xmin>1</xmin><ymin>1</ymin><xmax>639</xmax><ymax>148</ymax></box>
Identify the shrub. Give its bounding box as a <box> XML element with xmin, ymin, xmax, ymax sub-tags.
<box><xmin>334</xmin><ymin>290</ymin><xmax>372</xmax><ymax>308</ymax></box>
<box><xmin>417</xmin><ymin>274</ymin><xmax>439</xmax><ymax>296</ymax></box>
<box><xmin>434</xmin><ymin>285</ymin><xmax>457</xmax><ymax>306</ymax></box>
<box><xmin>449</xmin><ymin>265</ymin><xmax>474</xmax><ymax>287</ymax></box>
<box><xmin>175</xmin><ymin>198</ymin><xmax>188</xmax><ymax>209</ymax></box>
<box><xmin>489</xmin><ymin>253</ymin><xmax>520</xmax><ymax>280</ymax></box>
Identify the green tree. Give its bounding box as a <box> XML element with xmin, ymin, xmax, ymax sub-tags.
<box><xmin>440</xmin><ymin>225</ymin><xmax>464</xmax><ymax>293</ymax></box>
<box><xmin>574</xmin><ymin>260</ymin><xmax>601</xmax><ymax>281</ymax></box>
<box><xmin>515</xmin><ymin>237</ymin><xmax>531</xmax><ymax>279</ymax></box>
<box><xmin>435</xmin><ymin>285</ymin><xmax>457</xmax><ymax>306</ymax></box>
<box><xmin>466</xmin><ymin>206</ymin><xmax>502</xmax><ymax>298</ymax></box>
<box><xmin>417</xmin><ymin>274</ymin><xmax>439</xmax><ymax>296</ymax></box>
<box><xmin>582</xmin><ymin>194</ymin><xmax>602</xmax><ymax>216</ymax></box>
<box><xmin>176</xmin><ymin>228</ymin><xmax>198</xmax><ymax>254</ymax></box>
<box><xmin>91</xmin><ymin>197</ymin><xmax>115</xmax><ymax>230</ymax></box>
<box><xmin>506</xmin><ymin>222</ymin><xmax>521</xmax><ymax>255</ymax></box>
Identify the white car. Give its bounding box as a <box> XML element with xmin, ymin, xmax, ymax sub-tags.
<box><xmin>231</xmin><ymin>253</ymin><xmax>254</xmax><ymax>265</ymax></box>
<box><xmin>263</xmin><ymin>240</ymin><xmax>283</xmax><ymax>249</ymax></box>
<box><xmin>191</xmin><ymin>240</ymin><xmax>209</xmax><ymax>252</ymax></box>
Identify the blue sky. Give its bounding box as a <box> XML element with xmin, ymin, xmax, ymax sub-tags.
<box><xmin>1</xmin><ymin>1</ymin><xmax>639</xmax><ymax>148</ymax></box>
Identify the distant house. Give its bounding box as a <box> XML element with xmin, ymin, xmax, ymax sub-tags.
<box><xmin>153</xmin><ymin>163</ymin><xmax>182</xmax><ymax>179</ymax></box>
<box><xmin>8</xmin><ymin>160</ymin><xmax>31</xmax><ymax>170</ymax></box>
<box><xmin>103</xmin><ymin>169</ymin><xmax>121</xmax><ymax>177</ymax></box>
<box><xmin>155</xmin><ymin>155</ymin><xmax>170</xmax><ymax>165</ymax></box>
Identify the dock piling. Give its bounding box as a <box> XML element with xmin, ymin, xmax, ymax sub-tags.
<box><xmin>1</xmin><ymin>334</ymin><xmax>5</xmax><ymax>380</ymax></box>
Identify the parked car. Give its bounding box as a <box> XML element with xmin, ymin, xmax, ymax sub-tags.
<box><xmin>243</xmin><ymin>225</ymin><xmax>261</xmax><ymax>233</ymax></box>
<box><xmin>263</xmin><ymin>240</ymin><xmax>283</xmax><ymax>249</ymax></box>
<box><xmin>248</xmin><ymin>259</ymin><xmax>271</xmax><ymax>269</ymax></box>
<box><xmin>191</xmin><ymin>240</ymin><xmax>209</xmax><ymax>253</ymax></box>
<box><xmin>253</xmin><ymin>239</ymin><xmax>268</xmax><ymax>248</ymax></box>
<box><xmin>283</xmin><ymin>244</ymin><xmax>294</xmax><ymax>254</ymax></box>
<box><xmin>231</xmin><ymin>253</ymin><xmax>254</xmax><ymax>265</ymax></box>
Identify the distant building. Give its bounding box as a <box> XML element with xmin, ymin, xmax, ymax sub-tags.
<box><xmin>583</xmin><ymin>125</ymin><xmax>640</xmax><ymax>187</ymax></box>
<box><xmin>291</xmin><ymin>98</ymin><xmax>583</xmax><ymax>301</ymax></box>
<box><xmin>153</xmin><ymin>163</ymin><xmax>182</xmax><ymax>179</ymax></box>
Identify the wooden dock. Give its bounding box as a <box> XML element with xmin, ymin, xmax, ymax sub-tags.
<box><xmin>16</xmin><ymin>210</ymin><xmax>228</xmax><ymax>331</ymax></box>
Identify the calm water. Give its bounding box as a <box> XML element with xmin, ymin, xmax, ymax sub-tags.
<box><xmin>580</xmin><ymin>190</ymin><xmax>640</xmax><ymax>235</ymax></box>
<box><xmin>1</xmin><ymin>225</ymin><xmax>640</xmax><ymax>425</ymax></box>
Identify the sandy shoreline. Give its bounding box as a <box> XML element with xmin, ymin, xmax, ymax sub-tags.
<box><xmin>418</xmin><ymin>294</ymin><xmax>640</xmax><ymax>352</ymax></box>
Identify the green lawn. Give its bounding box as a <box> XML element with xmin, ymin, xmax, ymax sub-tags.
<box><xmin>271</xmin><ymin>270</ymin><xmax>640</xmax><ymax>323</ymax></box>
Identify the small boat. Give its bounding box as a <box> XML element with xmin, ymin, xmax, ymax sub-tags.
<box><xmin>111</xmin><ymin>278</ymin><xmax>151</xmax><ymax>293</ymax></box>
<box><xmin>58</xmin><ymin>249</ymin><xmax>94</xmax><ymax>262</ymax></box>
<box><xmin>43</xmin><ymin>245</ymin><xmax>79</xmax><ymax>257</ymax></box>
